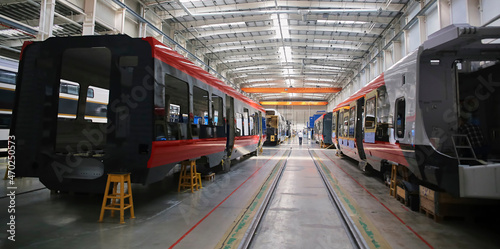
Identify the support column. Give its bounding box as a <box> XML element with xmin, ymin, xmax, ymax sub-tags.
<box><xmin>138</xmin><ymin>5</ymin><xmax>147</xmax><ymax>37</ymax></box>
<box><xmin>37</xmin><ymin>0</ymin><xmax>56</xmax><ymax>40</ymax></box>
<box><xmin>438</xmin><ymin>0</ymin><xmax>451</xmax><ymax>29</ymax></box>
<box><xmin>82</xmin><ymin>0</ymin><xmax>97</xmax><ymax>35</ymax></box>
<box><xmin>393</xmin><ymin>40</ymin><xmax>402</xmax><ymax>64</ymax></box>
<box><xmin>418</xmin><ymin>16</ymin><xmax>427</xmax><ymax>43</ymax></box>
<box><xmin>403</xmin><ymin>30</ymin><xmax>409</xmax><ymax>55</ymax></box>
<box><xmin>115</xmin><ymin>0</ymin><xmax>126</xmax><ymax>34</ymax></box>
<box><xmin>467</xmin><ymin>0</ymin><xmax>481</xmax><ymax>27</ymax></box>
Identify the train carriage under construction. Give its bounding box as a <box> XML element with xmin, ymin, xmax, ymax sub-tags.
<box><xmin>330</xmin><ymin>25</ymin><xmax>500</xmax><ymax>199</ymax></box>
<box><xmin>10</xmin><ymin>35</ymin><xmax>264</xmax><ymax>193</ymax></box>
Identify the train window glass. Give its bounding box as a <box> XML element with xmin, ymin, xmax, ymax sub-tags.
<box><xmin>212</xmin><ymin>94</ymin><xmax>223</xmax><ymax>126</ymax></box>
<box><xmin>348</xmin><ymin>107</ymin><xmax>355</xmax><ymax>138</ymax></box>
<box><xmin>0</xmin><ymin>114</ymin><xmax>11</xmax><ymax>129</ymax></box>
<box><xmin>243</xmin><ymin>108</ymin><xmax>249</xmax><ymax>136</ymax></box>
<box><xmin>236</xmin><ymin>112</ymin><xmax>243</xmax><ymax>136</ymax></box>
<box><xmin>193</xmin><ymin>86</ymin><xmax>209</xmax><ymax>125</ymax></box>
<box><xmin>402</xmin><ymin>74</ymin><xmax>406</xmax><ymax>85</ymax></box>
<box><xmin>249</xmin><ymin>115</ymin><xmax>254</xmax><ymax>135</ymax></box>
<box><xmin>59</xmin><ymin>81</ymin><xmax>95</xmax><ymax>98</ymax></box>
<box><xmin>395</xmin><ymin>98</ymin><xmax>405</xmax><ymax>138</ymax></box>
<box><xmin>0</xmin><ymin>69</ymin><xmax>16</xmax><ymax>85</ymax></box>
<box><xmin>332</xmin><ymin>113</ymin><xmax>336</xmax><ymax>133</ymax></box>
<box><xmin>253</xmin><ymin>112</ymin><xmax>259</xmax><ymax>135</ymax></box>
<box><xmin>342</xmin><ymin>109</ymin><xmax>349</xmax><ymax>137</ymax></box>
<box><xmin>338</xmin><ymin>110</ymin><xmax>344</xmax><ymax>137</ymax></box>
<box><xmin>58</xmin><ymin>82</ymin><xmax>80</xmax><ymax>120</ymax></box>
<box><xmin>165</xmin><ymin>75</ymin><xmax>189</xmax><ymax>124</ymax></box>
<box><xmin>377</xmin><ymin>86</ymin><xmax>390</xmax><ymax>124</ymax></box>
<box><xmin>365</xmin><ymin>97</ymin><xmax>376</xmax><ymax>129</ymax></box>
<box><xmin>85</xmin><ymin>86</ymin><xmax>109</xmax><ymax>123</ymax></box>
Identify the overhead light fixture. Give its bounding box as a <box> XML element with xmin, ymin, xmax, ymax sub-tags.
<box><xmin>197</xmin><ymin>22</ymin><xmax>246</xmax><ymax>30</ymax></box>
<box><xmin>316</xmin><ymin>20</ymin><xmax>369</xmax><ymax>25</ymax></box>
<box><xmin>304</xmin><ymin>83</ymin><xmax>335</xmax><ymax>87</ymax></box>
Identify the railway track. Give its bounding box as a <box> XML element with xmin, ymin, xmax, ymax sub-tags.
<box><xmin>237</xmin><ymin>147</ymin><xmax>369</xmax><ymax>249</ymax></box>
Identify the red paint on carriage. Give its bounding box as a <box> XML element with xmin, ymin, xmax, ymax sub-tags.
<box><xmin>148</xmin><ymin>138</ymin><xmax>227</xmax><ymax>168</ymax></box>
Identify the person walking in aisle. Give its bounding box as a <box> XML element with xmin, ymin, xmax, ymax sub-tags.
<box><xmin>298</xmin><ymin>130</ymin><xmax>303</xmax><ymax>145</ymax></box>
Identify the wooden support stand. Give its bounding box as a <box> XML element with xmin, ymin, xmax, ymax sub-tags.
<box><xmin>99</xmin><ymin>173</ymin><xmax>135</xmax><ymax>224</ymax></box>
<box><xmin>204</xmin><ymin>173</ymin><xmax>215</xmax><ymax>181</ymax></box>
<box><xmin>178</xmin><ymin>160</ymin><xmax>201</xmax><ymax>192</ymax></box>
<box><xmin>389</xmin><ymin>164</ymin><xmax>397</xmax><ymax>197</ymax></box>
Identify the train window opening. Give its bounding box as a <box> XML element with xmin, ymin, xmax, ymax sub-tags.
<box><xmin>348</xmin><ymin>107</ymin><xmax>355</xmax><ymax>138</ymax></box>
<box><xmin>85</xmin><ymin>85</ymin><xmax>109</xmax><ymax>123</ymax></box>
<box><xmin>212</xmin><ymin>94</ymin><xmax>223</xmax><ymax>126</ymax></box>
<box><xmin>56</xmin><ymin>47</ymin><xmax>111</xmax><ymax>154</ymax></box>
<box><xmin>376</xmin><ymin>86</ymin><xmax>390</xmax><ymax>142</ymax></box>
<box><xmin>365</xmin><ymin>97</ymin><xmax>376</xmax><ymax>129</ymax></box>
<box><xmin>243</xmin><ymin>108</ymin><xmax>249</xmax><ymax>136</ymax></box>
<box><xmin>402</xmin><ymin>74</ymin><xmax>406</xmax><ymax>85</ymax></box>
<box><xmin>236</xmin><ymin>113</ymin><xmax>243</xmax><ymax>136</ymax></box>
<box><xmin>193</xmin><ymin>86</ymin><xmax>209</xmax><ymax>125</ymax></box>
<box><xmin>252</xmin><ymin>112</ymin><xmax>259</xmax><ymax>135</ymax></box>
<box><xmin>340</xmin><ymin>110</ymin><xmax>347</xmax><ymax>137</ymax></box>
<box><xmin>159</xmin><ymin>75</ymin><xmax>189</xmax><ymax>140</ymax></box>
<box><xmin>0</xmin><ymin>114</ymin><xmax>11</xmax><ymax>129</ymax></box>
<box><xmin>332</xmin><ymin>113</ymin><xmax>337</xmax><ymax>134</ymax></box>
<box><xmin>395</xmin><ymin>98</ymin><xmax>406</xmax><ymax>138</ymax></box>
<box><xmin>193</xmin><ymin>86</ymin><xmax>210</xmax><ymax>138</ymax></box>
<box><xmin>212</xmin><ymin>94</ymin><xmax>225</xmax><ymax>138</ymax></box>
<box><xmin>0</xmin><ymin>69</ymin><xmax>16</xmax><ymax>85</ymax></box>
<box><xmin>57</xmin><ymin>81</ymin><xmax>80</xmax><ymax>120</ymax></box>
<box><xmin>249</xmin><ymin>114</ymin><xmax>255</xmax><ymax>135</ymax></box>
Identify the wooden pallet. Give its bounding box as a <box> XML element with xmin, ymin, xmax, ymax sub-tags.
<box><xmin>203</xmin><ymin>173</ymin><xmax>215</xmax><ymax>181</ymax></box>
<box><xmin>419</xmin><ymin>205</ymin><xmax>441</xmax><ymax>222</ymax></box>
<box><xmin>417</xmin><ymin>185</ymin><xmax>500</xmax><ymax>222</ymax></box>
<box><xmin>396</xmin><ymin>186</ymin><xmax>408</xmax><ymax>206</ymax></box>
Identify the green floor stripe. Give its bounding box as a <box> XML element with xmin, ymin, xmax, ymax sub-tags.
<box><xmin>219</xmin><ymin>151</ymin><xmax>289</xmax><ymax>249</ymax></box>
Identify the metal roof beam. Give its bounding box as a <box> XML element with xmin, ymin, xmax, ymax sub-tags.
<box><xmin>155</xmin><ymin>1</ymin><xmax>403</xmax><ymax>18</ymax></box>
<box><xmin>193</xmin><ymin>33</ymin><xmax>376</xmax><ymax>47</ymax></box>
<box><xmin>176</xmin><ymin>14</ymin><xmax>394</xmax><ymax>30</ymax></box>
<box><xmin>0</xmin><ymin>14</ymin><xmax>38</xmax><ymax>36</ymax></box>
<box><xmin>181</xmin><ymin>24</ymin><xmax>383</xmax><ymax>39</ymax></box>
<box><xmin>260</xmin><ymin>101</ymin><xmax>329</xmax><ymax>106</ymax></box>
<box><xmin>208</xmin><ymin>48</ymin><xmax>365</xmax><ymax>59</ymax></box>
<box><xmin>242</xmin><ymin>87</ymin><xmax>341</xmax><ymax>93</ymax></box>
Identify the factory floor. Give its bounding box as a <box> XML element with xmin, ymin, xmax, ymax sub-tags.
<box><xmin>1</xmin><ymin>137</ymin><xmax>500</xmax><ymax>249</ymax></box>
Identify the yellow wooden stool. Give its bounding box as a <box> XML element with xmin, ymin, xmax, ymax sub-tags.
<box><xmin>178</xmin><ymin>160</ymin><xmax>199</xmax><ymax>192</ymax></box>
<box><xmin>196</xmin><ymin>173</ymin><xmax>203</xmax><ymax>190</ymax></box>
<box><xmin>99</xmin><ymin>173</ymin><xmax>135</xmax><ymax>224</ymax></box>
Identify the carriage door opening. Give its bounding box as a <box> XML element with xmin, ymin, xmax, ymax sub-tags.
<box><xmin>55</xmin><ymin>47</ymin><xmax>111</xmax><ymax>155</ymax></box>
<box><xmin>456</xmin><ymin>60</ymin><xmax>500</xmax><ymax>160</ymax></box>
<box><xmin>395</xmin><ymin>97</ymin><xmax>405</xmax><ymax>139</ymax></box>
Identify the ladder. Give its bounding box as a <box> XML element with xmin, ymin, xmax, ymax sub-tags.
<box><xmin>451</xmin><ymin>134</ymin><xmax>477</xmax><ymax>165</ymax></box>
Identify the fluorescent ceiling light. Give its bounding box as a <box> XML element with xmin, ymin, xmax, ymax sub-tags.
<box><xmin>317</xmin><ymin>20</ymin><xmax>369</xmax><ymax>25</ymax></box>
<box><xmin>272</xmin><ymin>14</ymin><xmax>290</xmax><ymax>39</ymax></box>
<box><xmin>197</xmin><ymin>22</ymin><xmax>246</xmax><ymax>30</ymax></box>
<box><xmin>304</xmin><ymin>78</ymin><xmax>336</xmax><ymax>82</ymax></box>
<box><xmin>244</xmin><ymin>83</ymin><xmax>278</xmax><ymax>87</ymax></box>
<box><xmin>304</xmin><ymin>83</ymin><xmax>335</xmax><ymax>87</ymax></box>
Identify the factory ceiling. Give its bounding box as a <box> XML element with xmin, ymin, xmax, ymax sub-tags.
<box><xmin>0</xmin><ymin>0</ymin><xmax>410</xmax><ymax>104</ymax></box>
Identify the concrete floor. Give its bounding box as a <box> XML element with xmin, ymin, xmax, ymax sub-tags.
<box><xmin>249</xmin><ymin>145</ymin><xmax>355</xmax><ymax>249</ymax></box>
<box><xmin>1</xmin><ymin>138</ymin><xmax>500</xmax><ymax>249</ymax></box>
